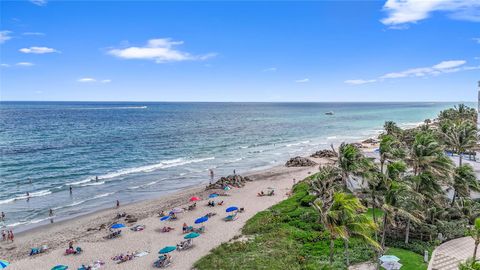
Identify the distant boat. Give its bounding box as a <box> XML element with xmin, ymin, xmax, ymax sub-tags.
<box><xmin>325</xmin><ymin>111</ymin><xmax>334</xmax><ymax>115</ymax></box>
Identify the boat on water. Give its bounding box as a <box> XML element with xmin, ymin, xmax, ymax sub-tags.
<box><xmin>325</xmin><ymin>111</ymin><xmax>334</xmax><ymax>115</ymax></box>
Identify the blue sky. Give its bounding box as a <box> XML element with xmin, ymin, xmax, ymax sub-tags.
<box><xmin>0</xmin><ymin>0</ymin><xmax>479</xmax><ymax>102</ymax></box>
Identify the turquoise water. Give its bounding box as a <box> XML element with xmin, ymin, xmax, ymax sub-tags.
<box><xmin>0</xmin><ymin>102</ymin><xmax>468</xmax><ymax>230</ymax></box>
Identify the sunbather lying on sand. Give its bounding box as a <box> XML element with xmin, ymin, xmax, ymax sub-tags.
<box><xmin>161</xmin><ymin>226</ymin><xmax>174</xmax><ymax>233</ymax></box>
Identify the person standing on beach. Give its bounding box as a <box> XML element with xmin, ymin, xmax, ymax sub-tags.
<box><xmin>95</xmin><ymin>176</ymin><xmax>99</xmax><ymax>182</ymax></box>
<box><xmin>1</xmin><ymin>211</ymin><xmax>5</xmax><ymax>221</ymax></box>
<box><xmin>116</xmin><ymin>200</ymin><xmax>120</xmax><ymax>208</ymax></box>
<box><xmin>209</xmin><ymin>169</ymin><xmax>214</xmax><ymax>184</ymax></box>
<box><xmin>1</xmin><ymin>230</ymin><xmax>5</xmax><ymax>241</ymax></box>
<box><xmin>49</xmin><ymin>208</ymin><xmax>53</xmax><ymax>217</ymax></box>
<box><xmin>69</xmin><ymin>185</ymin><xmax>73</xmax><ymax>195</ymax></box>
<box><xmin>8</xmin><ymin>230</ymin><xmax>14</xmax><ymax>242</ymax></box>
<box><xmin>233</xmin><ymin>169</ymin><xmax>236</xmax><ymax>175</ymax></box>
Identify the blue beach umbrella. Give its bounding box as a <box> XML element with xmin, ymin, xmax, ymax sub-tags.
<box><xmin>195</xmin><ymin>216</ymin><xmax>208</xmax><ymax>224</ymax></box>
<box><xmin>160</xmin><ymin>215</ymin><xmax>171</xmax><ymax>221</ymax></box>
<box><xmin>184</xmin><ymin>232</ymin><xmax>200</xmax><ymax>239</ymax></box>
<box><xmin>159</xmin><ymin>246</ymin><xmax>176</xmax><ymax>254</ymax></box>
<box><xmin>226</xmin><ymin>206</ymin><xmax>238</xmax><ymax>213</ymax></box>
<box><xmin>110</xmin><ymin>223</ymin><xmax>125</xmax><ymax>229</ymax></box>
<box><xmin>379</xmin><ymin>255</ymin><xmax>400</xmax><ymax>262</ymax></box>
<box><xmin>0</xmin><ymin>259</ymin><xmax>10</xmax><ymax>269</ymax></box>
<box><xmin>209</xmin><ymin>193</ymin><xmax>218</xmax><ymax>198</ymax></box>
<box><xmin>51</xmin><ymin>265</ymin><xmax>68</xmax><ymax>270</ymax></box>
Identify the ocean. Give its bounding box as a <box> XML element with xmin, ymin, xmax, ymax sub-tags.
<box><xmin>0</xmin><ymin>101</ymin><xmax>469</xmax><ymax>231</ymax></box>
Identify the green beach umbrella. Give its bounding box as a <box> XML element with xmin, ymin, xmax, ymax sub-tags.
<box><xmin>0</xmin><ymin>260</ymin><xmax>10</xmax><ymax>269</ymax></box>
<box><xmin>51</xmin><ymin>265</ymin><xmax>68</xmax><ymax>270</ymax></box>
<box><xmin>184</xmin><ymin>232</ymin><xmax>200</xmax><ymax>239</ymax></box>
<box><xmin>159</xmin><ymin>246</ymin><xmax>176</xmax><ymax>254</ymax></box>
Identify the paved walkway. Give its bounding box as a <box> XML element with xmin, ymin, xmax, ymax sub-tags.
<box><xmin>429</xmin><ymin>237</ymin><xmax>476</xmax><ymax>270</ymax></box>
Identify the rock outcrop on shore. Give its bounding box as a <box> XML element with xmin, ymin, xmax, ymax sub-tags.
<box><xmin>206</xmin><ymin>174</ymin><xmax>253</xmax><ymax>190</ymax></box>
<box><xmin>362</xmin><ymin>138</ymin><xmax>378</xmax><ymax>144</ymax></box>
<box><xmin>310</xmin><ymin>149</ymin><xmax>337</xmax><ymax>158</ymax></box>
<box><xmin>285</xmin><ymin>156</ymin><xmax>317</xmax><ymax>167</ymax></box>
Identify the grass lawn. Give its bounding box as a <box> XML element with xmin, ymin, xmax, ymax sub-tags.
<box><xmin>385</xmin><ymin>247</ymin><xmax>427</xmax><ymax>270</ymax></box>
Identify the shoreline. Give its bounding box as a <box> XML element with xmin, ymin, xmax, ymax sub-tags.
<box><xmin>0</xmin><ymin>139</ymin><xmax>380</xmax><ymax>269</ymax></box>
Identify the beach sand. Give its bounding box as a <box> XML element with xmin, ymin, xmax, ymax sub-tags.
<box><xmin>1</xmin><ymin>156</ymin><xmax>335</xmax><ymax>270</ymax></box>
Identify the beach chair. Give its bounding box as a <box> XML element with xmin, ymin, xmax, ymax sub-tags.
<box><xmin>153</xmin><ymin>256</ymin><xmax>172</xmax><ymax>268</ymax></box>
<box><xmin>193</xmin><ymin>226</ymin><xmax>205</xmax><ymax>233</ymax></box>
<box><xmin>176</xmin><ymin>239</ymin><xmax>193</xmax><ymax>251</ymax></box>
<box><xmin>224</xmin><ymin>213</ymin><xmax>237</xmax><ymax>221</ymax></box>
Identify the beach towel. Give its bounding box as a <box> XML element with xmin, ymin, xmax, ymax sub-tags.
<box><xmin>134</xmin><ymin>251</ymin><xmax>149</xmax><ymax>257</ymax></box>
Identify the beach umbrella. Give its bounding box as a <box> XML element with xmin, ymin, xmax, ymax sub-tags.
<box><xmin>171</xmin><ymin>207</ymin><xmax>183</xmax><ymax>213</ymax></box>
<box><xmin>158</xmin><ymin>246</ymin><xmax>176</xmax><ymax>254</ymax></box>
<box><xmin>209</xmin><ymin>193</ymin><xmax>218</xmax><ymax>198</ymax></box>
<box><xmin>184</xmin><ymin>232</ymin><xmax>200</xmax><ymax>239</ymax></box>
<box><xmin>51</xmin><ymin>266</ymin><xmax>68</xmax><ymax>270</ymax></box>
<box><xmin>379</xmin><ymin>255</ymin><xmax>400</xmax><ymax>263</ymax></box>
<box><xmin>224</xmin><ymin>186</ymin><xmax>231</xmax><ymax>191</ymax></box>
<box><xmin>160</xmin><ymin>215</ymin><xmax>171</xmax><ymax>221</ymax></box>
<box><xmin>381</xmin><ymin>261</ymin><xmax>402</xmax><ymax>270</ymax></box>
<box><xmin>0</xmin><ymin>260</ymin><xmax>9</xmax><ymax>269</ymax></box>
<box><xmin>226</xmin><ymin>206</ymin><xmax>238</xmax><ymax>212</ymax></box>
<box><xmin>195</xmin><ymin>216</ymin><xmax>208</xmax><ymax>224</ymax></box>
<box><xmin>110</xmin><ymin>223</ymin><xmax>125</xmax><ymax>229</ymax></box>
<box><xmin>190</xmin><ymin>196</ymin><xmax>201</xmax><ymax>202</ymax></box>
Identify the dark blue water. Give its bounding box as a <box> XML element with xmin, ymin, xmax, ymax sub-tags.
<box><xmin>0</xmin><ymin>101</ymin><xmax>465</xmax><ymax>229</ymax></box>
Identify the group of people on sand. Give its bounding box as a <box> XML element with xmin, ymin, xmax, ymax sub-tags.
<box><xmin>257</xmin><ymin>189</ymin><xmax>275</xmax><ymax>196</ymax></box>
<box><xmin>207</xmin><ymin>200</ymin><xmax>223</xmax><ymax>207</ymax></box>
<box><xmin>1</xmin><ymin>229</ymin><xmax>14</xmax><ymax>242</ymax></box>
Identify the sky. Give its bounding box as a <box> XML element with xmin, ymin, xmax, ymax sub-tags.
<box><xmin>0</xmin><ymin>0</ymin><xmax>479</xmax><ymax>102</ymax></box>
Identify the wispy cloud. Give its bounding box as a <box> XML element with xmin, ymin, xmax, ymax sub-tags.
<box><xmin>474</xmin><ymin>37</ymin><xmax>480</xmax><ymax>44</ymax></box>
<box><xmin>344</xmin><ymin>79</ymin><xmax>377</xmax><ymax>85</ymax></box>
<box><xmin>108</xmin><ymin>38</ymin><xmax>216</xmax><ymax>63</ymax></box>
<box><xmin>23</xmin><ymin>32</ymin><xmax>45</xmax><ymax>36</ymax></box>
<box><xmin>16</xmin><ymin>62</ymin><xmax>35</xmax><ymax>67</ymax></box>
<box><xmin>19</xmin><ymin>46</ymin><xmax>58</xmax><ymax>54</ymax></box>
<box><xmin>345</xmin><ymin>59</ymin><xmax>479</xmax><ymax>85</ymax></box>
<box><xmin>295</xmin><ymin>78</ymin><xmax>309</xmax><ymax>83</ymax></box>
<box><xmin>381</xmin><ymin>0</ymin><xmax>480</xmax><ymax>26</ymax></box>
<box><xmin>77</xmin><ymin>77</ymin><xmax>111</xmax><ymax>83</ymax></box>
<box><xmin>30</xmin><ymin>0</ymin><xmax>47</xmax><ymax>6</ymax></box>
<box><xmin>262</xmin><ymin>67</ymin><xmax>277</xmax><ymax>72</ymax></box>
<box><xmin>0</xmin><ymin>31</ymin><xmax>12</xmax><ymax>44</ymax></box>
<box><xmin>0</xmin><ymin>64</ymin><xmax>10</xmax><ymax>68</ymax></box>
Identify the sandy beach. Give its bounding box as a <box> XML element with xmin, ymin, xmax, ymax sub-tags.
<box><xmin>0</xmin><ymin>154</ymin><xmax>339</xmax><ymax>270</ymax></box>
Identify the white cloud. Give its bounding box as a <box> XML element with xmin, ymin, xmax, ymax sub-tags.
<box><xmin>0</xmin><ymin>31</ymin><xmax>12</xmax><ymax>44</ymax></box>
<box><xmin>345</xmin><ymin>59</ymin><xmax>478</xmax><ymax>85</ymax></box>
<box><xmin>19</xmin><ymin>46</ymin><xmax>58</xmax><ymax>54</ymax></box>
<box><xmin>30</xmin><ymin>0</ymin><xmax>47</xmax><ymax>6</ymax></box>
<box><xmin>381</xmin><ymin>0</ymin><xmax>480</xmax><ymax>26</ymax></box>
<box><xmin>262</xmin><ymin>67</ymin><xmax>277</xmax><ymax>72</ymax></box>
<box><xmin>23</xmin><ymin>32</ymin><xmax>45</xmax><ymax>36</ymax></box>
<box><xmin>344</xmin><ymin>79</ymin><xmax>377</xmax><ymax>85</ymax></box>
<box><xmin>0</xmin><ymin>64</ymin><xmax>10</xmax><ymax>68</ymax></box>
<box><xmin>78</xmin><ymin>78</ymin><xmax>97</xmax><ymax>83</ymax></box>
<box><xmin>16</xmin><ymin>62</ymin><xmax>35</xmax><ymax>66</ymax></box>
<box><xmin>474</xmin><ymin>38</ymin><xmax>480</xmax><ymax>44</ymax></box>
<box><xmin>108</xmin><ymin>38</ymin><xmax>216</xmax><ymax>63</ymax></box>
<box><xmin>78</xmin><ymin>78</ymin><xmax>111</xmax><ymax>83</ymax></box>
<box><xmin>295</xmin><ymin>78</ymin><xmax>310</xmax><ymax>83</ymax></box>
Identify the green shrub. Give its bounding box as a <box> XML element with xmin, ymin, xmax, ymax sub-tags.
<box><xmin>301</xmin><ymin>194</ymin><xmax>317</xmax><ymax>206</ymax></box>
<box><xmin>384</xmin><ymin>238</ymin><xmax>434</xmax><ymax>255</ymax></box>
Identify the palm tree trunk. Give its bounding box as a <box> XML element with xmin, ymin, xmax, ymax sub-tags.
<box><xmin>474</xmin><ymin>241</ymin><xmax>479</xmax><ymax>261</ymax></box>
<box><xmin>329</xmin><ymin>238</ymin><xmax>335</xmax><ymax>264</ymax></box>
<box><xmin>344</xmin><ymin>239</ymin><xmax>350</xmax><ymax>266</ymax></box>
<box><xmin>451</xmin><ymin>190</ymin><xmax>457</xmax><ymax>207</ymax></box>
<box><xmin>459</xmin><ymin>155</ymin><xmax>463</xmax><ymax>166</ymax></box>
<box><xmin>372</xmin><ymin>192</ymin><xmax>378</xmax><ymax>241</ymax></box>
<box><xmin>405</xmin><ymin>218</ymin><xmax>411</xmax><ymax>244</ymax></box>
<box><xmin>381</xmin><ymin>213</ymin><xmax>387</xmax><ymax>249</ymax></box>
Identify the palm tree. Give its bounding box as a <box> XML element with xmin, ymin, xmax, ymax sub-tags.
<box><xmin>379</xmin><ymin>134</ymin><xmax>404</xmax><ymax>173</ymax></box>
<box><xmin>337</xmin><ymin>143</ymin><xmax>363</xmax><ymax>190</ymax></box>
<box><xmin>312</xmin><ymin>192</ymin><xmax>380</xmax><ymax>265</ymax></box>
<box><xmin>452</xmin><ymin>164</ymin><xmax>480</xmax><ymax>207</ymax></box>
<box><xmin>384</xmin><ymin>121</ymin><xmax>402</xmax><ymax>137</ymax></box>
<box><xmin>409</xmin><ymin>132</ymin><xmax>454</xmax><ymax>177</ymax></box>
<box><xmin>470</xmin><ymin>218</ymin><xmax>480</xmax><ymax>262</ymax></box>
<box><xmin>358</xmin><ymin>158</ymin><xmax>383</xmax><ymax>240</ymax></box>
<box><xmin>443</xmin><ymin>121</ymin><xmax>477</xmax><ymax>166</ymax></box>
